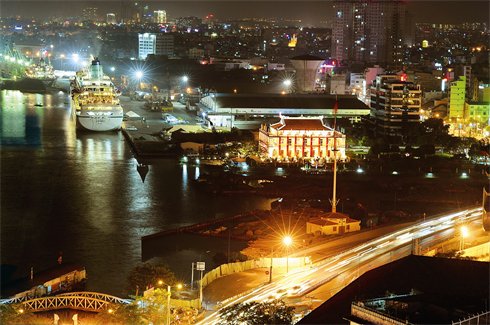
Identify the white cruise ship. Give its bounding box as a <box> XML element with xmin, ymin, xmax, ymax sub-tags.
<box><xmin>70</xmin><ymin>57</ymin><xmax>123</xmax><ymax>131</ymax></box>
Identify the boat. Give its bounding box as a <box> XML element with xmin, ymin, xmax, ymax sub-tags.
<box><xmin>70</xmin><ymin>57</ymin><xmax>123</xmax><ymax>131</ymax></box>
<box><xmin>24</xmin><ymin>58</ymin><xmax>57</xmax><ymax>88</ymax></box>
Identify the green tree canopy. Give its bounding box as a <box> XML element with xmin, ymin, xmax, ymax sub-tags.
<box><xmin>90</xmin><ymin>303</ymin><xmax>142</xmax><ymax>325</ymax></box>
<box><xmin>218</xmin><ymin>299</ymin><xmax>294</xmax><ymax>325</ymax></box>
<box><xmin>125</xmin><ymin>262</ymin><xmax>176</xmax><ymax>298</ymax></box>
<box><xmin>0</xmin><ymin>303</ymin><xmax>48</xmax><ymax>325</ymax></box>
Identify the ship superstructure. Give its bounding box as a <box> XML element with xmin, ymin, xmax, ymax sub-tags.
<box><xmin>70</xmin><ymin>58</ymin><xmax>123</xmax><ymax>131</ymax></box>
<box><xmin>24</xmin><ymin>58</ymin><xmax>57</xmax><ymax>88</ymax></box>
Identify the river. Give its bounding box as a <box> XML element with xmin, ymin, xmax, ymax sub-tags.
<box><xmin>0</xmin><ymin>89</ymin><xmax>274</xmax><ymax>296</ymax></box>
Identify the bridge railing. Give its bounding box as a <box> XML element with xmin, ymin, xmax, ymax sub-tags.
<box><xmin>22</xmin><ymin>296</ymin><xmax>111</xmax><ymax>312</ymax></box>
<box><xmin>57</xmin><ymin>292</ymin><xmax>132</xmax><ymax>305</ymax></box>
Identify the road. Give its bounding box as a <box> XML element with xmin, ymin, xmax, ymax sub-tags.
<box><xmin>198</xmin><ymin>207</ymin><xmax>484</xmax><ymax>324</ymax></box>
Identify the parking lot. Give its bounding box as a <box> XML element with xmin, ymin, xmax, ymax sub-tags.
<box><xmin>120</xmin><ymin>96</ymin><xmax>204</xmax><ymax>126</ymax></box>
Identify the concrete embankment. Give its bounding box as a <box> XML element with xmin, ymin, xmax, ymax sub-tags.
<box><xmin>119</xmin><ymin>96</ymin><xmax>179</xmax><ymax>156</ymax></box>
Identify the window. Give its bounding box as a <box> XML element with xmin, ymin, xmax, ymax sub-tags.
<box><xmin>333</xmin><ymin>226</ymin><xmax>337</xmax><ymax>232</ymax></box>
<box><xmin>347</xmin><ymin>225</ymin><xmax>350</xmax><ymax>230</ymax></box>
<box><xmin>288</xmin><ymin>139</ymin><xmax>292</xmax><ymax>145</ymax></box>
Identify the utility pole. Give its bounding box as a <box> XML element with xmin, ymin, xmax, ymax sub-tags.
<box><xmin>228</xmin><ymin>228</ymin><xmax>231</xmax><ymax>264</ymax></box>
<box><xmin>269</xmin><ymin>245</ymin><xmax>273</xmax><ymax>283</ymax></box>
<box><xmin>191</xmin><ymin>263</ymin><xmax>195</xmax><ymax>290</ymax></box>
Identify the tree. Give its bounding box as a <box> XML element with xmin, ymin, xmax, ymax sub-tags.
<box><xmin>91</xmin><ymin>303</ymin><xmax>142</xmax><ymax>325</ymax></box>
<box><xmin>218</xmin><ymin>299</ymin><xmax>294</xmax><ymax>325</ymax></box>
<box><xmin>0</xmin><ymin>303</ymin><xmax>45</xmax><ymax>325</ymax></box>
<box><xmin>213</xmin><ymin>251</ymin><xmax>229</xmax><ymax>266</ymax></box>
<box><xmin>125</xmin><ymin>262</ymin><xmax>177</xmax><ymax>298</ymax></box>
<box><xmin>137</xmin><ymin>288</ymin><xmax>171</xmax><ymax>325</ymax></box>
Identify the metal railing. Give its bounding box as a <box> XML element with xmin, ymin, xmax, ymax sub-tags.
<box><xmin>351</xmin><ymin>302</ymin><xmax>411</xmax><ymax>325</ymax></box>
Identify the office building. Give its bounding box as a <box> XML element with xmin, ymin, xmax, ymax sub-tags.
<box><xmin>120</xmin><ymin>1</ymin><xmax>132</xmax><ymax>23</ymax></box>
<box><xmin>370</xmin><ymin>74</ymin><xmax>422</xmax><ymax>138</ymax></box>
<box><xmin>82</xmin><ymin>7</ymin><xmax>98</xmax><ymax>23</ymax></box>
<box><xmin>449</xmin><ymin>76</ymin><xmax>466</xmax><ymax>120</ymax></box>
<box><xmin>153</xmin><ymin>10</ymin><xmax>167</xmax><ymax>24</ymax></box>
<box><xmin>138</xmin><ymin>33</ymin><xmax>174</xmax><ymax>59</ymax></box>
<box><xmin>332</xmin><ymin>0</ymin><xmax>412</xmax><ymax>63</ymax></box>
<box><xmin>107</xmin><ymin>13</ymin><xmax>117</xmax><ymax>24</ymax></box>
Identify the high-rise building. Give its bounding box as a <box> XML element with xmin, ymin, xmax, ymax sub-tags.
<box><xmin>175</xmin><ymin>16</ymin><xmax>202</xmax><ymax>30</ymax></box>
<box><xmin>370</xmin><ymin>74</ymin><xmax>422</xmax><ymax>138</ymax></box>
<box><xmin>107</xmin><ymin>13</ymin><xmax>117</xmax><ymax>24</ymax></box>
<box><xmin>449</xmin><ymin>76</ymin><xmax>466</xmax><ymax>120</ymax></box>
<box><xmin>138</xmin><ymin>33</ymin><xmax>174</xmax><ymax>59</ymax></box>
<box><xmin>120</xmin><ymin>1</ymin><xmax>132</xmax><ymax>23</ymax></box>
<box><xmin>153</xmin><ymin>10</ymin><xmax>167</xmax><ymax>24</ymax></box>
<box><xmin>332</xmin><ymin>0</ymin><xmax>411</xmax><ymax>63</ymax></box>
<box><xmin>82</xmin><ymin>7</ymin><xmax>98</xmax><ymax>23</ymax></box>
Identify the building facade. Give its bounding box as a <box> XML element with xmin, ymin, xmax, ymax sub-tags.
<box><xmin>153</xmin><ymin>10</ymin><xmax>167</xmax><ymax>24</ymax></box>
<box><xmin>332</xmin><ymin>0</ymin><xmax>411</xmax><ymax>63</ymax></box>
<box><xmin>120</xmin><ymin>1</ymin><xmax>132</xmax><ymax>23</ymax></box>
<box><xmin>306</xmin><ymin>212</ymin><xmax>361</xmax><ymax>235</ymax></box>
<box><xmin>449</xmin><ymin>76</ymin><xmax>466</xmax><ymax>120</ymax></box>
<box><xmin>258</xmin><ymin>116</ymin><xmax>346</xmax><ymax>160</ymax></box>
<box><xmin>106</xmin><ymin>13</ymin><xmax>116</xmax><ymax>24</ymax></box>
<box><xmin>370</xmin><ymin>75</ymin><xmax>422</xmax><ymax>137</ymax></box>
<box><xmin>138</xmin><ymin>33</ymin><xmax>174</xmax><ymax>59</ymax></box>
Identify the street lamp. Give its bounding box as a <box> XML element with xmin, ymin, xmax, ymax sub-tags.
<box><xmin>183</xmin><ymin>76</ymin><xmax>188</xmax><ymax>82</ymax></box>
<box><xmin>158</xmin><ymin>280</ymin><xmax>182</xmax><ymax>325</ymax></box>
<box><xmin>284</xmin><ymin>236</ymin><xmax>291</xmax><ymax>273</ymax></box>
<box><xmin>460</xmin><ymin>226</ymin><xmax>468</xmax><ymax>251</ymax></box>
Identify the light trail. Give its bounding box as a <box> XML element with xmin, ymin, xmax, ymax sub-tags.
<box><xmin>198</xmin><ymin>207</ymin><xmax>483</xmax><ymax>325</ymax></box>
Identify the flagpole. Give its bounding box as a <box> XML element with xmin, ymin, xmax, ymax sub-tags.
<box><xmin>330</xmin><ymin>96</ymin><xmax>339</xmax><ymax>213</ymax></box>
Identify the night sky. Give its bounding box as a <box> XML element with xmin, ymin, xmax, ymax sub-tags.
<box><xmin>0</xmin><ymin>0</ymin><xmax>488</xmax><ymax>26</ymax></box>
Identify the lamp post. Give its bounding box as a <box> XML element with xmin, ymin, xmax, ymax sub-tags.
<box><xmin>460</xmin><ymin>226</ymin><xmax>468</xmax><ymax>251</ymax></box>
<box><xmin>60</xmin><ymin>54</ymin><xmax>65</xmax><ymax>70</ymax></box>
<box><xmin>284</xmin><ymin>236</ymin><xmax>291</xmax><ymax>273</ymax></box>
<box><xmin>158</xmin><ymin>280</ymin><xmax>182</xmax><ymax>325</ymax></box>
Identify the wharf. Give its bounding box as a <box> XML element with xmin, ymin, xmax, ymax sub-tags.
<box><xmin>119</xmin><ymin>96</ymin><xmax>199</xmax><ymax>156</ymax></box>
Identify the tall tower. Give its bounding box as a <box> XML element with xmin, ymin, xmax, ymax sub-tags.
<box><xmin>120</xmin><ymin>1</ymin><xmax>132</xmax><ymax>23</ymax></box>
<box><xmin>331</xmin><ymin>0</ymin><xmax>410</xmax><ymax>64</ymax></box>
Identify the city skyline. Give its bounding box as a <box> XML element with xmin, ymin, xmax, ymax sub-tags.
<box><xmin>1</xmin><ymin>1</ymin><xmax>489</xmax><ymax>25</ymax></box>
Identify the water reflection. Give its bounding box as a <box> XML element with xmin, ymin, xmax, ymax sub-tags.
<box><xmin>195</xmin><ymin>166</ymin><xmax>200</xmax><ymax>180</ymax></box>
<box><xmin>1</xmin><ymin>90</ymin><xmax>277</xmax><ymax>295</ymax></box>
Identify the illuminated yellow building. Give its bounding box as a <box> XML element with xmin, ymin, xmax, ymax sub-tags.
<box><xmin>258</xmin><ymin>116</ymin><xmax>346</xmax><ymax>160</ymax></box>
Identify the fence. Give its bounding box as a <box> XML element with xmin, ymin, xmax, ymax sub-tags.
<box><xmin>452</xmin><ymin>310</ymin><xmax>490</xmax><ymax>325</ymax></box>
<box><xmin>171</xmin><ymin>297</ymin><xmax>200</xmax><ymax>309</ymax></box>
<box><xmin>200</xmin><ymin>256</ymin><xmax>308</xmax><ymax>287</ymax></box>
<box><xmin>461</xmin><ymin>242</ymin><xmax>490</xmax><ymax>259</ymax></box>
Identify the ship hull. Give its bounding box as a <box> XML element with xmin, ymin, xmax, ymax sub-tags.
<box><xmin>75</xmin><ymin>115</ymin><xmax>123</xmax><ymax>131</ymax></box>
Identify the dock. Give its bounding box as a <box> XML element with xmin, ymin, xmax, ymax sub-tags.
<box><xmin>119</xmin><ymin>96</ymin><xmax>200</xmax><ymax>156</ymax></box>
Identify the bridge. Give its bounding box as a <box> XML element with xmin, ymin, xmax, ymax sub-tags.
<box><xmin>0</xmin><ymin>292</ymin><xmax>132</xmax><ymax>313</ymax></box>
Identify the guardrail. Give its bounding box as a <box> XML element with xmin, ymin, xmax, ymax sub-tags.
<box><xmin>351</xmin><ymin>302</ymin><xmax>410</xmax><ymax>325</ymax></box>
<box><xmin>308</xmin><ymin>205</ymin><xmax>481</xmax><ymax>270</ymax></box>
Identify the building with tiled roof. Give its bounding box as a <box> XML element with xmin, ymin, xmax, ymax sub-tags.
<box><xmin>258</xmin><ymin>116</ymin><xmax>346</xmax><ymax>160</ymax></box>
<box><xmin>307</xmin><ymin>211</ymin><xmax>361</xmax><ymax>235</ymax></box>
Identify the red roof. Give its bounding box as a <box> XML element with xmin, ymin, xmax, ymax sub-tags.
<box><xmin>308</xmin><ymin>212</ymin><xmax>360</xmax><ymax>227</ymax></box>
<box><xmin>308</xmin><ymin>217</ymin><xmax>338</xmax><ymax>226</ymax></box>
<box><xmin>271</xmin><ymin>117</ymin><xmax>332</xmax><ymax>131</ymax></box>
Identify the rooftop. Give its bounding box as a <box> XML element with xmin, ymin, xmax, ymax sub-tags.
<box><xmin>208</xmin><ymin>93</ymin><xmax>369</xmax><ymax>110</ymax></box>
